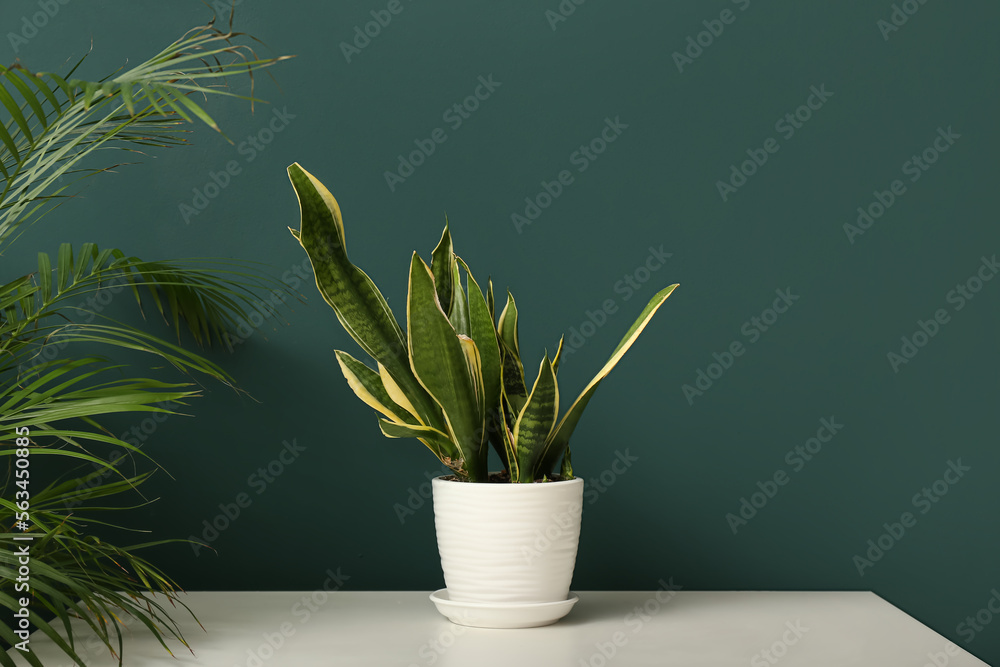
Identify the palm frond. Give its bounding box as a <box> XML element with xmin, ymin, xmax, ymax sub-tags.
<box><xmin>0</xmin><ymin>243</ymin><xmax>288</xmax><ymax>368</ymax></box>
<box><xmin>0</xmin><ymin>21</ymin><xmax>292</xmax><ymax>251</ymax></box>
<box><xmin>0</xmin><ymin>471</ymin><xmax>199</xmax><ymax>666</ymax></box>
<box><xmin>0</xmin><ymin>15</ymin><xmax>293</xmax><ymax>667</ymax></box>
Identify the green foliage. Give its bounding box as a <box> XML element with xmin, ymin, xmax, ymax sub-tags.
<box><xmin>287</xmin><ymin>164</ymin><xmax>678</xmax><ymax>483</ymax></box>
<box><xmin>0</xmin><ymin>19</ymin><xmax>289</xmax><ymax>251</ymax></box>
<box><xmin>1</xmin><ymin>18</ymin><xmax>287</xmax><ymax>667</ymax></box>
<box><xmin>0</xmin><ymin>467</ymin><xmax>200</xmax><ymax>667</ymax></box>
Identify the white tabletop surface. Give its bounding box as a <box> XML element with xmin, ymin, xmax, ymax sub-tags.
<box><xmin>7</xmin><ymin>591</ymin><xmax>989</xmax><ymax>666</ymax></box>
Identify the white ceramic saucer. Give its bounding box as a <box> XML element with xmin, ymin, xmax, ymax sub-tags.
<box><xmin>429</xmin><ymin>589</ymin><xmax>579</xmax><ymax>629</ymax></box>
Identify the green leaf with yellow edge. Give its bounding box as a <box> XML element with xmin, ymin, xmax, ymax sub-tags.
<box><xmin>498</xmin><ymin>392</ymin><xmax>519</xmax><ymax>482</ymax></box>
<box><xmin>288</xmin><ymin>164</ymin><xmax>403</xmax><ymax>358</ymax></box>
<box><xmin>335</xmin><ymin>350</ymin><xmax>414</xmax><ymax>425</ymax></box>
<box><xmin>560</xmin><ymin>446</ymin><xmax>574</xmax><ymax>480</ymax></box>
<box><xmin>457</xmin><ymin>257</ymin><xmax>501</xmax><ymax>418</ymax></box>
<box><xmin>378</xmin><ymin>419</ymin><xmax>463</xmax><ymax>471</ymax></box>
<box><xmin>552</xmin><ymin>335</ymin><xmax>565</xmax><ymax>375</ymax></box>
<box><xmin>406</xmin><ymin>252</ymin><xmax>486</xmax><ymax>481</ymax></box>
<box><xmin>457</xmin><ymin>334</ymin><xmax>485</xmax><ymax>423</ymax></box>
<box><xmin>449</xmin><ymin>261</ymin><xmax>470</xmax><ymax>337</ymax></box>
<box><xmin>497</xmin><ymin>292</ymin><xmax>527</xmax><ymax>414</ymax></box>
<box><xmin>378</xmin><ymin>362</ymin><xmax>421</xmax><ymax>424</ymax></box>
<box><xmin>487</xmin><ymin>278</ymin><xmax>495</xmax><ymax>321</ymax></box>
<box><xmin>513</xmin><ymin>355</ymin><xmax>559</xmax><ymax>482</ymax></box>
<box><xmin>430</xmin><ymin>221</ymin><xmax>454</xmax><ymax>315</ymax></box>
<box><xmin>538</xmin><ymin>284</ymin><xmax>679</xmax><ymax>474</ymax></box>
<box><xmin>497</xmin><ymin>290</ymin><xmax>521</xmax><ymax>358</ymax></box>
<box><xmin>287</xmin><ymin>163</ymin><xmax>442</xmax><ymax>430</ymax></box>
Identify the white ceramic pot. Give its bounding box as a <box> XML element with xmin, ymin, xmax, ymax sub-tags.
<box><xmin>431</xmin><ymin>476</ymin><xmax>584</xmax><ymax>606</ymax></box>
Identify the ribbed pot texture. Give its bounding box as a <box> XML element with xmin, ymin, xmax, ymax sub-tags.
<box><xmin>432</xmin><ymin>476</ymin><xmax>584</xmax><ymax>604</ymax></box>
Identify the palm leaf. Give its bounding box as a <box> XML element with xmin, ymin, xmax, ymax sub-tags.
<box><xmin>0</xmin><ymin>23</ymin><xmax>290</xmax><ymax>250</ymax></box>
<box><xmin>0</xmin><ymin>16</ymin><xmax>291</xmax><ymax>667</ymax></box>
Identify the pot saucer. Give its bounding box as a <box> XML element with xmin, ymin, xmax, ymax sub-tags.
<box><xmin>429</xmin><ymin>589</ymin><xmax>579</xmax><ymax>628</ymax></box>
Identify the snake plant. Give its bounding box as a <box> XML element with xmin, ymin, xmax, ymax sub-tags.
<box><xmin>287</xmin><ymin>164</ymin><xmax>677</xmax><ymax>483</ymax></box>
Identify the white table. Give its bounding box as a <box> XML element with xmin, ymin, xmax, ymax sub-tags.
<box><xmin>7</xmin><ymin>591</ymin><xmax>989</xmax><ymax>666</ymax></box>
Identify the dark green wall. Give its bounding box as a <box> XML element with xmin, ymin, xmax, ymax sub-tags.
<box><xmin>4</xmin><ymin>0</ymin><xmax>998</xmax><ymax>661</ymax></box>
